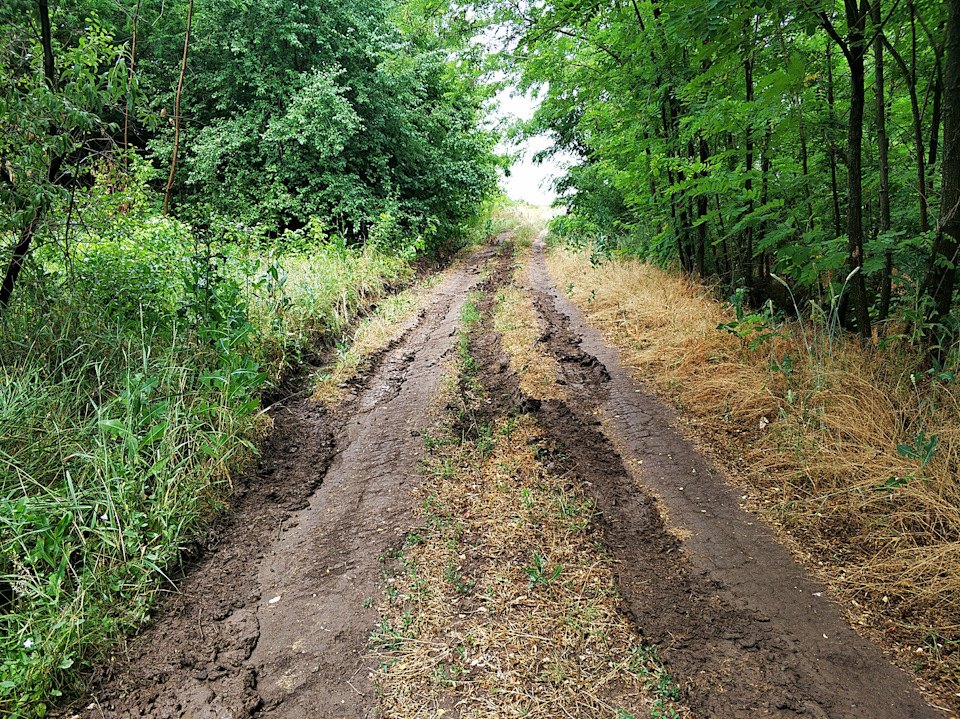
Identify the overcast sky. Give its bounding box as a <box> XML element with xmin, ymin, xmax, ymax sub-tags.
<box><xmin>491</xmin><ymin>86</ymin><xmax>575</xmax><ymax>207</ymax></box>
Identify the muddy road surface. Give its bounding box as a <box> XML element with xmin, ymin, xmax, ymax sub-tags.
<box><xmin>66</xmin><ymin>237</ymin><xmax>942</xmax><ymax>718</ymax></box>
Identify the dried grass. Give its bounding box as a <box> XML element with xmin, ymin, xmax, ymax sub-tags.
<box><xmin>547</xmin><ymin>247</ymin><xmax>960</xmax><ymax>699</ymax></box>
<box><xmin>371</xmin><ymin>401</ymin><xmax>688</xmax><ymax>717</ymax></box>
<box><xmin>493</xmin><ymin>247</ymin><xmax>566</xmax><ymax>403</ymax></box>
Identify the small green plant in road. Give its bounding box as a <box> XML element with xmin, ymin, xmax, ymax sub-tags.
<box><xmin>627</xmin><ymin>645</ymin><xmax>683</xmax><ymax>717</ymax></box>
<box><xmin>459</xmin><ymin>294</ymin><xmax>482</xmax><ymax>330</ymax></box>
<box><xmin>476</xmin><ymin>423</ymin><xmax>495</xmax><ymax>458</ymax></box>
<box><xmin>520</xmin><ymin>487</ymin><xmax>534</xmax><ymax>509</ymax></box>
<box><xmin>523</xmin><ymin>552</ymin><xmax>562</xmax><ymax>586</ymax></box>
<box><xmin>445</xmin><ymin>561</ymin><xmax>475</xmax><ymax>596</ymax></box>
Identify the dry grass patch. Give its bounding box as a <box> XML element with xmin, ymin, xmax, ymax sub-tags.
<box><xmin>547</xmin><ymin>246</ymin><xmax>960</xmax><ymax>703</ymax></box>
<box><xmin>371</xmin><ymin>407</ymin><xmax>689</xmax><ymax>719</ymax></box>
<box><xmin>311</xmin><ymin>272</ymin><xmax>447</xmax><ymax>405</ymax></box>
<box><xmin>493</xmin><ymin>248</ymin><xmax>565</xmax><ymax>403</ymax></box>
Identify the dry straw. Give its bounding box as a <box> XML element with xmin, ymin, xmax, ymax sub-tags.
<box><xmin>547</xmin><ymin>247</ymin><xmax>960</xmax><ymax>700</ymax></box>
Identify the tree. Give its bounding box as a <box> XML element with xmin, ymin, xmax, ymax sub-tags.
<box><xmin>922</xmin><ymin>0</ymin><xmax>960</xmax><ymax>341</ymax></box>
<box><xmin>500</xmin><ymin>0</ymin><xmax>954</xmax><ymax>345</ymax></box>
<box><xmin>0</xmin><ymin>0</ymin><xmax>126</xmax><ymax>309</ymax></box>
<box><xmin>137</xmin><ymin>0</ymin><xmax>499</xmax><ymax>247</ymax></box>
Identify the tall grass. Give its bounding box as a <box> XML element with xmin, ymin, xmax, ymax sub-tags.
<box><xmin>547</xmin><ymin>246</ymin><xmax>960</xmax><ymax>703</ymax></box>
<box><xmin>0</xmin><ymin>218</ymin><xmax>410</xmax><ymax>717</ymax></box>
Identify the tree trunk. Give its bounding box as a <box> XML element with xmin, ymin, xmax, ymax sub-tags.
<box><xmin>743</xmin><ymin>38</ymin><xmax>755</xmax><ymax>290</ymax></box>
<box><xmin>164</xmin><ymin>0</ymin><xmax>195</xmax><ymax>216</ymax></box>
<box><xmin>846</xmin><ymin>35</ymin><xmax>872</xmax><ymax>340</ymax></box>
<box><xmin>929</xmin><ymin>67</ymin><xmax>943</xmax><ymax>172</ymax></box>
<box><xmin>761</xmin><ymin>129</ymin><xmax>772</xmax><ymax>281</ymax></box>
<box><xmin>820</xmin><ymin>2</ymin><xmax>872</xmax><ymax>339</ymax></box>
<box><xmin>0</xmin><ymin>0</ymin><xmax>60</xmax><ymax>310</ymax></box>
<box><xmin>691</xmin><ymin>139</ymin><xmax>708</xmax><ymax>276</ymax></box>
<box><xmin>826</xmin><ymin>39</ymin><xmax>844</xmax><ymax>238</ymax></box>
<box><xmin>874</xmin><ymin>2</ymin><xmax>894</xmax><ymax>322</ymax></box>
<box><xmin>923</xmin><ymin>0</ymin><xmax>960</xmax><ymax>339</ymax></box>
<box><xmin>881</xmin><ymin>23</ymin><xmax>930</xmax><ymax>233</ymax></box>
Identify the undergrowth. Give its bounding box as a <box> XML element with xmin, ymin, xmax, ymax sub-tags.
<box><xmin>0</xmin><ymin>215</ymin><xmax>410</xmax><ymax>717</ymax></box>
<box><xmin>547</xmin><ymin>243</ymin><xmax>960</xmax><ymax>708</ymax></box>
<box><xmin>0</xmin><ymin>200</ymin><xmax>535</xmax><ymax>717</ymax></box>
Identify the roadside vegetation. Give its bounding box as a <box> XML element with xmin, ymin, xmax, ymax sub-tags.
<box><xmin>494</xmin><ymin>0</ymin><xmax>960</xmax><ymax>351</ymax></box>
<box><xmin>485</xmin><ymin>0</ymin><xmax>960</xmax><ymax>706</ymax></box>
<box><xmin>0</xmin><ymin>208</ymin><xmax>413</xmax><ymax>716</ymax></box>
<box><xmin>548</xmin><ymin>244</ymin><xmax>960</xmax><ymax>707</ymax></box>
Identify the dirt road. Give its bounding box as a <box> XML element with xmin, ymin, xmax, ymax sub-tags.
<box><xmin>68</xmin><ymin>237</ymin><xmax>942</xmax><ymax>718</ymax></box>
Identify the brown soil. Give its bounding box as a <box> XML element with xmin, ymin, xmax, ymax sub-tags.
<box><xmin>61</xmin><ymin>236</ymin><xmax>943</xmax><ymax>718</ymax></box>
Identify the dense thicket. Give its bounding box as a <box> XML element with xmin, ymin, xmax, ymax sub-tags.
<box><xmin>0</xmin><ymin>0</ymin><xmax>500</xmax><ymax>305</ymax></box>
<box><xmin>496</xmin><ymin>0</ymin><xmax>960</xmax><ymax>354</ymax></box>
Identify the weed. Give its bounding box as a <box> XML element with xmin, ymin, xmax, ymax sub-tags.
<box><xmin>476</xmin><ymin>423</ymin><xmax>495</xmax><ymax>458</ymax></box>
<box><xmin>520</xmin><ymin>488</ymin><xmax>534</xmax><ymax>509</ymax></box>
<box><xmin>716</xmin><ymin>289</ymin><xmax>781</xmax><ymax>352</ymax></box>
<box><xmin>523</xmin><ymin>552</ymin><xmax>562</xmax><ymax>586</ymax></box>
<box><xmin>877</xmin><ymin>430</ymin><xmax>939</xmax><ymax>492</ymax></box>
<box><xmin>628</xmin><ymin>645</ymin><xmax>683</xmax><ymax>715</ymax></box>
<box><xmin>444</xmin><ymin>560</ymin><xmax>475</xmax><ymax>596</ymax></box>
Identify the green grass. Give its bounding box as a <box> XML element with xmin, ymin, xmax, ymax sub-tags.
<box><xmin>0</xmin><ymin>197</ymin><xmax>538</xmax><ymax>717</ymax></box>
<box><xmin>0</xmin><ymin>219</ymin><xmax>411</xmax><ymax>717</ymax></box>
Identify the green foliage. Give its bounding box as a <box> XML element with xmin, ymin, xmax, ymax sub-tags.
<box><xmin>522</xmin><ymin>551</ymin><xmax>562</xmax><ymax>586</ymax></box>
<box><xmin>497</xmin><ymin>0</ymin><xmax>956</xmax><ymax>354</ymax></box>
<box><xmin>0</xmin><ymin>195</ymin><xmax>412</xmax><ymax>716</ymax></box>
<box><xmin>134</xmin><ymin>0</ymin><xmax>501</xmax><ymax>251</ymax></box>
<box><xmin>878</xmin><ymin>429</ymin><xmax>940</xmax><ymax>493</ymax></box>
<box><xmin>717</xmin><ymin>289</ymin><xmax>781</xmax><ymax>351</ymax></box>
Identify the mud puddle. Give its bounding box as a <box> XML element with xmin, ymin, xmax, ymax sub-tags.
<box><xmin>64</xmin><ymin>236</ymin><xmax>941</xmax><ymax>718</ymax></box>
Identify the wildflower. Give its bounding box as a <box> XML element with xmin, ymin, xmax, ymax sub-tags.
<box><xmin>23</xmin><ymin>638</ymin><xmax>33</xmax><ymax>649</ymax></box>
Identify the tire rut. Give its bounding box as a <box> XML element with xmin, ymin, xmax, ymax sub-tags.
<box><xmin>65</xmin><ymin>243</ymin><xmax>500</xmax><ymax>719</ymax></box>
<box><xmin>523</xmin><ymin>236</ymin><xmax>941</xmax><ymax>718</ymax></box>
<box><xmin>248</xmin><ymin>246</ymin><xmax>496</xmax><ymax>718</ymax></box>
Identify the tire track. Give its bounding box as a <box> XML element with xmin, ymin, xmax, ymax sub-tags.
<box><xmin>524</xmin><ymin>235</ymin><xmax>940</xmax><ymax>718</ymax></box>
<box><xmin>66</xmin><ymin>243</ymin><xmax>500</xmax><ymax>719</ymax></box>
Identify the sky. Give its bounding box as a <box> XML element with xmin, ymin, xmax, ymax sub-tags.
<box><xmin>491</xmin><ymin>86</ymin><xmax>576</xmax><ymax>207</ymax></box>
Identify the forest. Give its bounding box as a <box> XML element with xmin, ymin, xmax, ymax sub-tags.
<box><xmin>501</xmin><ymin>0</ymin><xmax>960</xmax><ymax>351</ymax></box>
<box><xmin>4</xmin><ymin>0</ymin><xmax>960</xmax><ymax>715</ymax></box>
